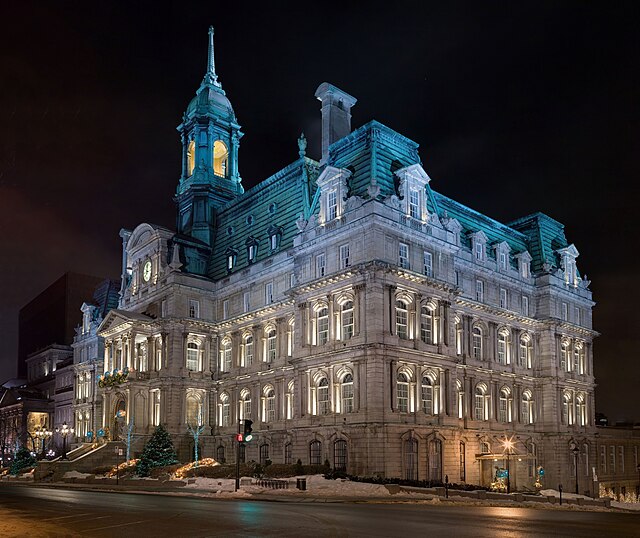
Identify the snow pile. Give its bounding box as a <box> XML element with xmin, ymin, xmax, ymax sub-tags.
<box><xmin>63</xmin><ymin>470</ymin><xmax>92</xmax><ymax>479</ymax></box>
<box><xmin>540</xmin><ymin>489</ymin><xmax>591</xmax><ymax>500</ymax></box>
<box><xmin>610</xmin><ymin>501</ymin><xmax>640</xmax><ymax>511</ymax></box>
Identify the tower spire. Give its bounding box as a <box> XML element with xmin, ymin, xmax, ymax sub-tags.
<box><xmin>203</xmin><ymin>26</ymin><xmax>221</xmax><ymax>88</ymax></box>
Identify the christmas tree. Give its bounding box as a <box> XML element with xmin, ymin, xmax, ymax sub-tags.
<box><xmin>136</xmin><ymin>424</ymin><xmax>178</xmax><ymax>476</ymax></box>
<box><xmin>10</xmin><ymin>446</ymin><xmax>36</xmax><ymax>475</ymax></box>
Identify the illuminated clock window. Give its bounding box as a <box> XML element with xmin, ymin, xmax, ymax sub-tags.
<box><xmin>187</xmin><ymin>139</ymin><xmax>196</xmax><ymax>176</ymax></box>
<box><xmin>143</xmin><ymin>260</ymin><xmax>152</xmax><ymax>282</ymax></box>
<box><xmin>213</xmin><ymin>140</ymin><xmax>228</xmax><ymax>177</ymax></box>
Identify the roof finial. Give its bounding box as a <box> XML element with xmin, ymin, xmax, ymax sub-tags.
<box><xmin>298</xmin><ymin>132</ymin><xmax>307</xmax><ymax>158</ymax></box>
<box><xmin>203</xmin><ymin>26</ymin><xmax>221</xmax><ymax>87</ymax></box>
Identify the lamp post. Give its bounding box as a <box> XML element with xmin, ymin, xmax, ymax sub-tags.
<box><xmin>55</xmin><ymin>422</ymin><xmax>74</xmax><ymax>460</ymax></box>
<box><xmin>502</xmin><ymin>437</ymin><xmax>514</xmax><ymax>494</ymax></box>
<box><xmin>572</xmin><ymin>445</ymin><xmax>580</xmax><ymax>495</ymax></box>
<box><xmin>34</xmin><ymin>426</ymin><xmax>52</xmax><ymax>459</ymax></box>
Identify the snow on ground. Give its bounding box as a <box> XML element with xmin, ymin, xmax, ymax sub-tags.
<box><xmin>62</xmin><ymin>471</ymin><xmax>92</xmax><ymax>479</ymax></box>
<box><xmin>610</xmin><ymin>501</ymin><xmax>640</xmax><ymax>511</ymax></box>
<box><xmin>540</xmin><ymin>488</ymin><xmax>592</xmax><ymax>500</ymax></box>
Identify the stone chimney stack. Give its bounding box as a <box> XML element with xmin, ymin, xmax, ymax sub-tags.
<box><xmin>315</xmin><ymin>82</ymin><xmax>357</xmax><ymax>165</ymax></box>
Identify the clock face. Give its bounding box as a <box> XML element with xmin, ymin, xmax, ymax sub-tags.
<box><xmin>143</xmin><ymin>261</ymin><xmax>152</xmax><ymax>282</ymax></box>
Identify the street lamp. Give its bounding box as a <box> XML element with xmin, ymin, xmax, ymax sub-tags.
<box><xmin>34</xmin><ymin>426</ymin><xmax>53</xmax><ymax>459</ymax></box>
<box><xmin>502</xmin><ymin>437</ymin><xmax>514</xmax><ymax>494</ymax></box>
<box><xmin>55</xmin><ymin>422</ymin><xmax>74</xmax><ymax>460</ymax></box>
<box><xmin>571</xmin><ymin>445</ymin><xmax>580</xmax><ymax>495</ymax></box>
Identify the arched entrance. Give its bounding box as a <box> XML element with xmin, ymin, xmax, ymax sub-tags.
<box><xmin>112</xmin><ymin>397</ymin><xmax>126</xmax><ymax>441</ymax></box>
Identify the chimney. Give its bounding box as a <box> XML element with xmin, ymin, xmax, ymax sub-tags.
<box><xmin>315</xmin><ymin>82</ymin><xmax>357</xmax><ymax>165</ymax></box>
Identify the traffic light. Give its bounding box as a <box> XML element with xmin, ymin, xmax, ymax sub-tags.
<box><xmin>243</xmin><ymin>419</ymin><xmax>253</xmax><ymax>442</ymax></box>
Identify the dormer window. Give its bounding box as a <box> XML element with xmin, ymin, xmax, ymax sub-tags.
<box><xmin>327</xmin><ymin>190</ymin><xmax>337</xmax><ymax>221</ymax></box>
<box><xmin>213</xmin><ymin>140</ymin><xmax>228</xmax><ymax>177</ymax></box>
<box><xmin>268</xmin><ymin>225</ymin><xmax>282</xmax><ymax>252</ymax></box>
<box><xmin>515</xmin><ymin>251</ymin><xmax>532</xmax><ymax>279</ymax></box>
<box><xmin>187</xmin><ymin>139</ymin><xmax>196</xmax><ymax>176</ymax></box>
<box><xmin>316</xmin><ymin>166</ymin><xmax>351</xmax><ymax>224</ymax></box>
<box><xmin>409</xmin><ymin>188</ymin><xmax>420</xmax><ymax>219</ymax></box>
<box><xmin>557</xmin><ymin>245</ymin><xmax>580</xmax><ymax>288</ymax></box>
<box><xmin>469</xmin><ymin>231</ymin><xmax>488</xmax><ymax>262</ymax></box>
<box><xmin>493</xmin><ymin>241</ymin><xmax>511</xmax><ymax>272</ymax></box>
<box><xmin>394</xmin><ymin>163</ymin><xmax>430</xmax><ymax>222</ymax></box>
<box><xmin>225</xmin><ymin>248</ymin><xmax>237</xmax><ymax>273</ymax></box>
<box><xmin>245</xmin><ymin>236</ymin><xmax>259</xmax><ymax>264</ymax></box>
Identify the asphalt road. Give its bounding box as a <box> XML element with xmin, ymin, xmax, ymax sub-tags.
<box><xmin>0</xmin><ymin>485</ymin><xmax>637</xmax><ymax>537</ymax></box>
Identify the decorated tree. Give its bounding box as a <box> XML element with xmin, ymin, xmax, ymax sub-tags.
<box><xmin>187</xmin><ymin>412</ymin><xmax>205</xmax><ymax>467</ymax></box>
<box><xmin>10</xmin><ymin>446</ymin><xmax>36</xmax><ymax>475</ymax></box>
<box><xmin>136</xmin><ymin>425</ymin><xmax>178</xmax><ymax>477</ymax></box>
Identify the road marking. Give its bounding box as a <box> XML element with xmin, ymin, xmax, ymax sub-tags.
<box><xmin>82</xmin><ymin>520</ymin><xmax>150</xmax><ymax>532</ymax></box>
<box><xmin>40</xmin><ymin>513</ymin><xmax>93</xmax><ymax>521</ymax></box>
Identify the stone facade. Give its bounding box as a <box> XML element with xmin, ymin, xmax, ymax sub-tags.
<box><xmin>93</xmin><ymin>27</ymin><xmax>637</xmax><ymax>496</ymax></box>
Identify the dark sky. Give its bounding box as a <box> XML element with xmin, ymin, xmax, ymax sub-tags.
<box><xmin>1</xmin><ymin>2</ymin><xmax>638</xmax><ymax>422</ymax></box>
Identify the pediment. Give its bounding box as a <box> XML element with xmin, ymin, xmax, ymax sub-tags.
<box><xmin>98</xmin><ymin>309</ymin><xmax>154</xmax><ymax>335</ymax></box>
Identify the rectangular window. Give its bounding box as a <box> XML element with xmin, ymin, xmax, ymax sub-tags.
<box><xmin>600</xmin><ymin>445</ymin><xmax>606</xmax><ymax>473</ymax></box>
<box><xmin>340</xmin><ymin>244</ymin><xmax>350</xmax><ymax>269</ymax></box>
<box><xmin>500</xmin><ymin>288</ymin><xmax>507</xmax><ymax>309</ymax></box>
<box><xmin>521</xmin><ymin>260</ymin><xmax>529</xmax><ymax>278</ymax></box>
<box><xmin>459</xmin><ymin>442</ymin><xmax>466</xmax><ymax>482</ymax></box>
<box><xmin>161</xmin><ymin>300</ymin><xmax>167</xmax><ymax>317</ymax></box>
<box><xmin>151</xmin><ymin>390</ymin><xmax>161</xmax><ymax>426</ymax></box>
<box><xmin>327</xmin><ymin>190</ymin><xmax>337</xmax><ymax>221</ymax></box>
<box><xmin>189</xmin><ymin>299</ymin><xmax>200</xmax><ymax>319</ymax></box>
<box><xmin>397</xmin><ymin>383</ymin><xmax>408</xmax><ymax>413</ymax></box>
<box><xmin>610</xmin><ymin>446</ymin><xmax>616</xmax><ymax>473</ymax></box>
<box><xmin>455</xmin><ymin>270</ymin><xmax>460</xmax><ymax>287</ymax></box>
<box><xmin>243</xmin><ymin>292</ymin><xmax>251</xmax><ymax>313</ymax></box>
<box><xmin>409</xmin><ymin>189</ymin><xmax>420</xmax><ymax>219</ymax></box>
<box><xmin>222</xmin><ymin>300</ymin><xmax>229</xmax><ymax>320</ymax></box>
<box><xmin>290</xmin><ymin>273</ymin><xmax>296</xmax><ymax>288</ymax></box>
<box><xmin>522</xmin><ymin>295</ymin><xmax>529</xmax><ymax>317</ymax></box>
<box><xmin>562</xmin><ymin>302</ymin><xmax>568</xmax><ymax>321</ymax></box>
<box><xmin>265</xmin><ymin>282</ymin><xmax>273</xmax><ymax>304</ymax></box>
<box><xmin>475</xmin><ymin>242</ymin><xmax>483</xmax><ymax>260</ymax></box>
<box><xmin>316</xmin><ymin>253</ymin><xmax>326</xmax><ymax>278</ymax></box>
<box><xmin>575</xmin><ymin>307</ymin><xmax>581</xmax><ymax>326</ymax></box>
<box><xmin>398</xmin><ymin>243</ymin><xmax>409</xmax><ymax>269</ymax></box>
<box><xmin>243</xmin><ymin>399</ymin><xmax>252</xmax><ymax>420</ymax></box>
<box><xmin>476</xmin><ymin>280</ymin><xmax>484</xmax><ymax>303</ymax></box>
<box><xmin>424</xmin><ymin>251</ymin><xmax>433</xmax><ymax>277</ymax></box>
<box><xmin>619</xmin><ymin>446</ymin><xmax>624</xmax><ymax>473</ymax></box>
<box><xmin>499</xmin><ymin>252</ymin><xmax>507</xmax><ymax>271</ymax></box>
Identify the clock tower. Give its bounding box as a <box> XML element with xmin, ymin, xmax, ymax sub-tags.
<box><xmin>175</xmin><ymin>27</ymin><xmax>243</xmax><ymax>246</ymax></box>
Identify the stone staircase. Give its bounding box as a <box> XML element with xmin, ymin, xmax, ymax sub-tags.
<box><xmin>35</xmin><ymin>441</ymin><xmax>127</xmax><ymax>481</ymax></box>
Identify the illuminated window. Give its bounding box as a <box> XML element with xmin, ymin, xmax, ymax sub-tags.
<box><xmin>341</xmin><ymin>374</ymin><xmax>354</xmax><ymax>413</ymax></box>
<box><xmin>213</xmin><ymin>140</ymin><xmax>228</xmax><ymax>177</ymax></box>
<box><xmin>264</xmin><ymin>387</ymin><xmax>276</xmax><ymax>422</ymax></box>
<box><xmin>395</xmin><ymin>300</ymin><xmax>408</xmax><ymax>339</ymax></box>
<box><xmin>243</xmin><ymin>334</ymin><xmax>253</xmax><ymax>367</ymax></box>
<box><xmin>316</xmin><ymin>253</ymin><xmax>326</xmax><ymax>277</ymax></box>
<box><xmin>186</xmin><ymin>391</ymin><xmax>203</xmax><ymax>425</ymax></box>
<box><xmin>187</xmin><ymin>140</ymin><xmax>195</xmax><ymax>176</ymax></box>
<box><xmin>472</xmin><ymin>327</ymin><xmax>483</xmax><ymax>359</ymax></box>
<box><xmin>423</xmin><ymin>251</ymin><xmax>433</xmax><ymax>277</ymax></box>
<box><xmin>318</xmin><ymin>377</ymin><xmax>330</xmax><ymax>415</ymax></box>
<box><xmin>221</xmin><ymin>338</ymin><xmax>232</xmax><ymax>372</ymax></box>
<box><xmin>220</xmin><ymin>392</ymin><xmax>230</xmax><ymax>426</ymax></box>
<box><xmin>499</xmin><ymin>387</ymin><xmax>511</xmax><ymax>423</ymax></box>
<box><xmin>404</xmin><ymin>438</ymin><xmax>418</xmax><ymax>480</ymax></box>
<box><xmin>519</xmin><ymin>334</ymin><xmax>532</xmax><ymax>369</ymax></box>
<box><xmin>317</xmin><ymin>307</ymin><xmax>329</xmax><ymax>345</ymax></box>
<box><xmin>421</xmin><ymin>376</ymin><xmax>434</xmax><ymax>415</ymax></box>
<box><xmin>189</xmin><ymin>300</ymin><xmax>200</xmax><ymax>319</ymax></box>
<box><xmin>226</xmin><ymin>248</ymin><xmax>237</xmax><ymax>273</ymax></box>
<box><xmin>396</xmin><ymin>372</ymin><xmax>409</xmax><ymax>412</ymax></box>
<box><xmin>420</xmin><ymin>305</ymin><xmax>434</xmax><ymax>344</ymax></box>
<box><xmin>266</xmin><ymin>329</ymin><xmax>276</xmax><ymax>362</ymax></box>
<box><xmin>474</xmin><ymin>385</ymin><xmax>488</xmax><ymax>421</ymax></box>
<box><xmin>246</xmin><ymin>237</ymin><xmax>259</xmax><ymax>264</ymax></box>
<box><xmin>409</xmin><ymin>188</ymin><xmax>420</xmax><ymax>219</ymax></box>
<box><xmin>340</xmin><ymin>301</ymin><xmax>354</xmax><ymax>340</ymax></box>
<box><xmin>560</xmin><ymin>339</ymin><xmax>570</xmax><ymax>371</ymax></box>
<box><xmin>497</xmin><ymin>330</ymin><xmax>509</xmax><ymax>365</ymax></box>
<box><xmin>241</xmin><ymin>389</ymin><xmax>251</xmax><ymax>420</ymax></box>
<box><xmin>327</xmin><ymin>190</ymin><xmax>337</xmax><ymax>221</ymax></box>
<box><xmin>186</xmin><ymin>342</ymin><xmax>200</xmax><ymax>371</ymax></box>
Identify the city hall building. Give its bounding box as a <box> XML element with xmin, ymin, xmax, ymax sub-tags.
<box><xmin>96</xmin><ymin>28</ymin><xmax>604</xmax><ymax>493</ymax></box>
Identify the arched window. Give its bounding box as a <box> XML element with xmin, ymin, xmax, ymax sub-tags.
<box><xmin>317</xmin><ymin>307</ymin><xmax>329</xmax><ymax>345</ymax></box>
<box><xmin>395</xmin><ymin>300</ymin><xmax>409</xmax><ymax>339</ymax></box>
<box><xmin>428</xmin><ymin>439</ymin><xmax>442</xmax><ymax>481</ymax></box>
<box><xmin>455</xmin><ymin>315</ymin><xmax>463</xmax><ymax>356</ymax></box>
<box><xmin>521</xmin><ymin>390</ymin><xmax>533</xmax><ymax>425</ymax></box>
<box><xmin>219</xmin><ymin>392</ymin><xmax>230</xmax><ymax>427</ymax></box>
<box><xmin>421</xmin><ymin>375</ymin><xmax>434</xmax><ymax>415</ymax></box>
<box><xmin>397</xmin><ymin>372</ymin><xmax>409</xmax><ymax>412</ymax></box>
<box><xmin>404</xmin><ymin>438</ymin><xmax>418</xmax><ymax>480</ymax></box>
<box><xmin>421</xmin><ymin>305</ymin><xmax>434</xmax><ymax>344</ymax></box>
<box><xmin>216</xmin><ymin>445</ymin><xmax>226</xmax><ymax>463</ymax></box>
<box><xmin>456</xmin><ymin>379</ymin><xmax>464</xmax><ymax>419</ymax></box>
<box><xmin>243</xmin><ymin>334</ymin><xmax>254</xmax><ymax>367</ymax></box>
<box><xmin>266</xmin><ymin>328</ymin><xmax>276</xmax><ymax>363</ymax></box>
<box><xmin>187</xmin><ymin>139</ymin><xmax>195</xmax><ymax>176</ymax></box>
<box><xmin>341</xmin><ymin>373</ymin><xmax>354</xmax><ymax>413</ymax></box>
<box><xmin>341</xmin><ymin>301</ymin><xmax>354</xmax><ymax>340</ymax></box>
<box><xmin>519</xmin><ymin>334</ymin><xmax>531</xmax><ymax>368</ymax></box>
<box><xmin>562</xmin><ymin>392</ymin><xmax>572</xmax><ymax>425</ymax></box>
<box><xmin>240</xmin><ymin>389</ymin><xmax>251</xmax><ymax>421</ymax></box>
<box><xmin>577</xmin><ymin>394</ymin><xmax>587</xmax><ymax>426</ymax></box>
<box><xmin>286</xmin><ymin>380</ymin><xmax>295</xmax><ymax>419</ymax></box>
<box><xmin>309</xmin><ymin>440</ymin><xmax>322</xmax><ymax>465</ymax></box>
<box><xmin>213</xmin><ymin>140</ymin><xmax>228</xmax><ymax>177</ymax></box>
<box><xmin>560</xmin><ymin>339</ymin><xmax>570</xmax><ymax>371</ymax></box>
<box><xmin>499</xmin><ymin>387</ymin><xmax>511</xmax><ymax>423</ymax></box>
<box><xmin>574</xmin><ymin>342</ymin><xmax>584</xmax><ymax>374</ymax></box>
<box><xmin>186</xmin><ymin>341</ymin><xmax>201</xmax><ymax>372</ymax></box>
<box><xmin>259</xmin><ymin>443</ymin><xmax>269</xmax><ymax>465</ymax></box>
<box><xmin>334</xmin><ymin>440</ymin><xmax>348</xmax><ymax>471</ymax></box>
<box><xmin>497</xmin><ymin>329</ymin><xmax>509</xmax><ymax>365</ymax></box>
<box><xmin>318</xmin><ymin>377</ymin><xmax>330</xmax><ymax>415</ymax></box>
<box><xmin>186</xmin><ymin>391</ymin><xmax>203</xmax><ymax>425</ymax></box>
<box><xmin>459</xmin><ymin>441</ymin><xmax>466</xmax><ymax>482</ymax></box>
<box><xmin>264</xmin><ymin>387</ymin><xmax>276</xmax><ymax>422</ymax></box>
<box><xmin>474</xmin><ymin>385</ymin><xmax>488</xmax><ymax>421</ymax></box>
<box><xmin>221</xmin><ymin>338</ymin><xmax>232</xmax><ymax>372</ymax></box>
<box><xmin>284</xmin><ymin>442</ymin><xmax>292</xmax><ymax>465</ymax></box>
<box><xmin>472</xmin><ymin>327</ymin><xmax>483</xmax><ymax>359</ymax></box>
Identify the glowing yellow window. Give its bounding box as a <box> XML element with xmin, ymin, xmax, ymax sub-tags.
<box><xmin>213</xmin><ymin>140</ymin><xmax>229</xmax><ymax>177</ymax></box>
<box><xmin>187</xmin><ymin>140</ymin><xmax>196</xmax><ymax>176</ymax></box>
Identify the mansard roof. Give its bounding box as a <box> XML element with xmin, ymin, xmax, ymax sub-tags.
<box><xmin>206</xmin><ymin>156</ymin><xmax>319</xmax><ymax>280</ymax></box>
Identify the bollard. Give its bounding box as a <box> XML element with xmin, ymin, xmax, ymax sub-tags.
<box><xmin>559</xmin><ymin>484</ymin><xmax>563</xmax><ymax>506</ymax></box>
<box><xmin>445</xmin><ymin>475</ymin><xmax>449</xmax><ymax>499</ymax></box>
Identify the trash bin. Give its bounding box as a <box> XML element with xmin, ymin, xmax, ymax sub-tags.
<box><xmin>296</xmin><ymin>478</ymin><xmax>307</xmax><ymax>491</ymax></box>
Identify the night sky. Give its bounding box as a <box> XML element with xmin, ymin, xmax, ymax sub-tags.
<box><xmin>1</xmin><ymin>2</ymin><xmax>638</xmax><ymax>422</ymax></box>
